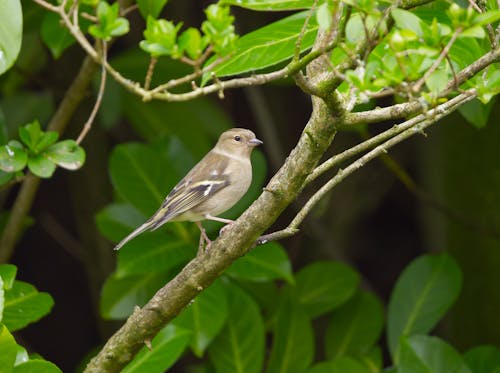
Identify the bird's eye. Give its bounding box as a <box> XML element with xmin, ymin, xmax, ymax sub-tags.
<box><xmin>234</xmin><ymin>135</ymin><xmax>241</xmax><ymax>142</ymax></box>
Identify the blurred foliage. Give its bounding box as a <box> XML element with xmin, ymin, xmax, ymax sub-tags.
<box><xmin>0</xmin><ymin>0</ymin><xmax>499</xmax><ymax>372</ymax></box>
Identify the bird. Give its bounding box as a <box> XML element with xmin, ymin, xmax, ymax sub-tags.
<box><xmin>113</xmin><ymin>128</ymin><xmax>263</xmax><ymax>251</ymax></box>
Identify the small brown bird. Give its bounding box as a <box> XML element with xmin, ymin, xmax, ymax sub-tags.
<box><xmin>113</xmin><ymin>128</ymin><xmax>263</xmax><ymax>251</ymax></box>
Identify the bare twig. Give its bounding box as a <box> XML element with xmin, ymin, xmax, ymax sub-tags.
<box><xmin>144</xmin><ymin>57</ymin><xmax>158</xmax><ymax>91</ymax></box>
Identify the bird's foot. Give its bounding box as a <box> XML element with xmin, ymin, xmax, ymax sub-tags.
<box><xmin>196</xmin><ymin>222</ymin><xmax>212</xmax><ymax>255</ymax></box>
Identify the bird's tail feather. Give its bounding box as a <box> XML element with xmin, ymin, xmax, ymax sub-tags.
<box><xmin>113</xmin><ymin>220</ymin><xmax>155</xmax><ymax>251</ymax></box>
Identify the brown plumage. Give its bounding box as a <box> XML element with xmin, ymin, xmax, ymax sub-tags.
<box><xmin>113</xmin><ymin>128</ymin><xmax>262</xmax><ymax>251</ymax></box>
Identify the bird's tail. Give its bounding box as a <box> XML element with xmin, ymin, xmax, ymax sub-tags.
<box><xmin>113</xmin><ymin>207</ymin><xmax>172</xmax><ymax>251</ymax></box>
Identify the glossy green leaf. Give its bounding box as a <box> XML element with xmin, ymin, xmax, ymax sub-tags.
<box><xmin>325</xmin><ymin>290</ymin><xmax>384</xmax><ymax>359</ymax></box>
<box><xmin>122</xmin><ymin>95</ymin><xmax>230</xmax><ymax>158</ymax></box>
<box><xmin>308</xmin><ymin>357</ymin><xmax>370</xmax><ymax>373</ymax></box>
<box><xmin>473</xmin><ymin>10</ymin><xmax>500</xmax><ymax>26</ymax></box>
<box><xmin>109</xmin><ymin>143</ymin><xmax>179</xmax><ymax>215</ymax></box>
<box><xmin>208</xmin><ymin>283</ymin><xmax>265</xmax><ymax>373</ymax></box>
<box><xmin>18</xmin><ymin>120</ymin><xmax>43</xmax><ymax>151</ymax></box>
<box><xmin>221</xmin><ymin>0</ymin><xmax>315</xmax><ymax>11</ymax></box>
<box><xmin>13</xmin><ymin>360</ymin><xmax>62</xmax><ymax>373</ymax></box>
<box><xmin>205</xmin><ymin>11</ymin><xmax>318</xmax><ymax>80</ymax></box>
<box><xmin>464</xmin><ymin>345</ymin><xmax>500</xmax><ymax>373</ymax></box>
<box><xmin>0</xmin><ymin>0</ymin><xmax>22</xmax><ymax>75</ymax></box>
<box><xmin>122</xmin><ymin>324</ymin><xmax>191</xmax><ymax>373</ymax></box>
<box><xmin>116</xmin><ymin>233</ymin><xmax>194</xmax><ymax>276</ymax></box>
<box><xmin>3</xmin><ymin>281</ymin><xmax>54</xmax><ymax>332</ymax></box>
<box><xmin>41</xmin><ymin>12</ymin><xmax>76</xmax><ymax>59</ymax></box>
<box><xmin>295</xmin><ymin>261</ymin><xmax>359</xmax><ymax>318</ymax></box>
<box><xmin>137</xmin><ymin>0</ymin><xmax>168</xmax><ymax>19</ymax></box>
<box><xmin>27</xmin><ymin>155</ymin><xmax>56</xmax><ymax>178</ymax></box>
<box><xmin>88</xmin><ymin>2</ymin><xmax>129</xmax><ymax>41</ymax></box>
<box><xmin>34</xmin><ymin>132</ymin><xmax>59</xmax><ymax>153</ymax></box>
<box><xmin>178</xmin><ymin>28</ymin><xmax>206</xmax><ymax>60</ymax></box>
<box><xmin>44</xmin><ymin>140</ymin><xmax>86</xmax><ymax>170</ymax></box>
<box><xmin>0</xmin><ymin>141</ymin><xmax>27</xmax><ymax>173</ymax></box>
<box><xmin>458</xmin><ymin>98</ymin><xmax>495</xmax><ymax>128</ymax></box>
<box><xmin>226</xmin><ymin>242</ymin><xmax>293</xmax><ymax>283</ymax></box>
<box><xmin>95</xmin><ymin>203</ymin><xmax>147</xmax><ymax>242</ymax></box>
<box><xmin>391</xmin><ymin>8</ymin><xmax>424</xmax><ymax>36</ymax></box>
<box><xmin>0</xmin><ymin>324</ymin><xmax>17</xmax><ymax>371</ymax></box>
<box><xmin>100</xmin><ymin>271</ymin><xmax>172</xmax><ymax>319</ymax></box>
<box><xmin>399</xmin><ymin>335</ymin><xmax>472</xmax><ymax>373</ymax></box>
<box><xmin>14</xmin><ymin>345</ymin><xmax>29</xmax><ymax>366</ymax></box>
<box><xmin>175</xmin><ymin>280</ymin><xmax>228</xmax><ymax>357</ymax></box>
<box><xmin>0</xmin><ymin>264</ymin><xmax>17</xmax><ymax>289</ymax></box>
<box><xmin>359</xmin><ymin>346</ymin><xmax>383</xmax><ymax>373</ymax></box>
<box><xmin>387</xmin><ymin>254</ymin><xmax>462</xmax><ymax>359</ymax></box>
<box><xmin>140</xmin><ymin>16</ymin><xmax>182</xmax><ymax>58</ymax></box>
<box><xmin>266</xmin><ymin>297</ymin><xmax>314</xmax><ymax>373</ymax></box>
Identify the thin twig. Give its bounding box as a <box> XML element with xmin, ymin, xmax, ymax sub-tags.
<box><xmin>77</xmin><ymin>43</ymin><xmax>108</xmax><ymax>144</ymax></box>
<box><xmin>259</xmin><ymin>91</ymin><xmax>476</xmax><ymax>243</ymax></box>
<box><xmin>144</xmin><ymin>57</ymin><xmax>158</xmax><ymax>91</ymax></box>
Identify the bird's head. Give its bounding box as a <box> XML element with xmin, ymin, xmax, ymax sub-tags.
<box><xmin>215</xmin><ymin>128</ymin><xmax>263</xmax><ymax>157</ymax></box>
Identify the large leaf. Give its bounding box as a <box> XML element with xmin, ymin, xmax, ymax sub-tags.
<box><xmin>226</xmin><ymin>242</ymin><xmax>293</xmax><ymax>283</ymax></box>
<box><xmin>3</xmin><ymin>281</ymin><xmax>54</xmax><ymax>332</ymax></box>
<box><xmin>266</xmin><ymin>297</ymin><xmax>314</xmax><ymax>373</ymax></box>
<box><xmin>0</xmin><ymin>0</ymin><xmax>22</xmax><ymax>75</ymax></box>
<box><xmin>399</xmin><ymin>335</ymin><xmax>472</xmax><ymax>373</ymax></box>
<box><xmin>100</xmin><ymin>271</ymin><xmax>172</xmax><ymax>319</ymax></box>
<box><xmin>221</xmin><ymin>0</ymin><xmax>315</xmax><ymax>11</ymax></box>
<box><xmin>174</xmin><ymin>280</ymin><xmax>228</xmax><ymax>357</ymax></box>
<box><xmin>116</xmin><ymin>233</ymin><xmax>195</xmax><ymax>277</ymax></box>
<box><xmin>0</xmin><ymin>324</ymin><xmax>17</xmax><ymax>371</ymax></box>
<box><xmin>308</xmin><ymin>357</ymin><xmax>370</xmax><ymax>373</ymax></box>
<box><xmin>13</xmin><ymin>360</ymin><xmax>62</xmax><ymax>373</ymax></box>
<box><xmin>95</xmin><ymin>203</ymin><xmax>147</xmax><ymax>243</ymax></box>
<box><xmin>325</xmin><ymin>290</ymin><xmax>384</xmax><ymax>359</ymax></box>
<box><xmin>208</xmin><ymin>283</ymin><xmax>265</xmax><ymax>373</ymax></box>
<box><xmin>295</xmin><ymin>261</ymin><xmax>359</xmax><ymax>318</ymax></box>
<box><xmin>109</xmin><ymin>143</ymin><xmax>179</xmax><ymax>215</ymax></box>
<box><xmin>0</xmin><ymin>264</ymin><xmax>17</xmax><ymax>290</ymax></box>
<box><xmin>122</xmin><ymin>324</ymin><xmax>191</xmax><ymax>373</ymax></box>
<box><xmin>205</xmin><ymin>11</ymin><xmax>318</xmax><ymax>80</ymax></box>
<box><xmin>464</xmin><ymin>345</ymin><xmax>500</xmax><ymax>373</ymax></box>
<box><xmin>387</xmin><ymin>254</ymin><xmax>462</xmax><ymax>359</ymax></box>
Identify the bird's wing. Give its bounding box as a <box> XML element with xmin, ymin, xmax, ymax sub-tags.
<box><xmin>148</xmin><ymin>152</ymin><xmax>231</xmax><ymax>228</ymax></box>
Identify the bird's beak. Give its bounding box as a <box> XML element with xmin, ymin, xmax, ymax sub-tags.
<box><xmin>248</xmin><ymin>138</ymin><xmax>263</xmax><ymax>147</ymax></box>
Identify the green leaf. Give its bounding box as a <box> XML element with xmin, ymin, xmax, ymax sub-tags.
<box><xmin>359</xmin><ymin>347</ymin><xmax>383</xmax><ymax>373</ymax></box>
<box><xmin>267</xmin><ymin>297</ymin><xmax>314</xmax><ymax>373</ymax></box>
<box><xmin>387</xmin><ymin>254</ymin><xmax>462</xmax><ymax>359</ymax></box>
<box><xmin>399</xmin><ymin>335</ymin><xmax>472</xmax><ymax>373</ymax></box>
<box><xmin>14</xmin><ymin>345</ymin><xmax>29</xmax><ymax>366</ymax></box>
<box><xmin>0</xmin><ymin>324</ymin><xmax>17</xmax><ymax>371</ymax></box>
<box><xmin>41</xmin><ymin>12</ymin><xmax>76</xmax><ymax>59</ymax></box>
<box><xmin>3</xmin><ymin>281</ymin><xmax>54</xmax><ymax>332</ymax></box>
<box><xmin>109</xmin><ymin>143</ymin><xmax>179</xmax><ymax>215</ymax></box>
<box><xmin>0</xmin><ymin>277</ymin><xmax>4</xmax><ymax>322</ymax></box>
<box><xmin>116</xmin><ymin>233</ymin><xmax>194</xmax><ymax>276</ymax></box>
<box><xmin>458</xmin><ymin>98</ymin><xmax>495</xmax><ymax>128</ymax></box>
<box><xmin>18</xmin><ymin>120</ymin><xmax>43</xmax><ymax>151</ymax></box>
<box><xmin>178</xmin><ymin>28</ymin><xmax>205</xmax><ymax>60</ymax></box>
<box><xmin>425</xmin><ymin>68</ymin><xmax>448</xmax><ymax>97</ymax></box>
<box><xmin>208</xmin><ymin>283</ymin><xmax>265</xmax><ymax>373</ymax></box>
<box><xmin>137</xmin><ymin>0</ymin><xmax>168</xmax><ymax>19</ymax></box>
<box><xmin>316</xmin><ymin>2</ymin><xmax>332</xmax><ymax>30</ymax></box>
<box><xmin>140</xmin><ymin>16</ymin><xmax>182</xmax><ymax>58</ymax></box>
<box><xmin>205</xmin><ymin>11</ymin><xmax>318</xmax><ymax>81</ymax></box>
<box><xmin>88</xmin><ymin>2</ymin><xmax>130</xmax><ymax>41</ymax></box>
<box><xmin>95</xmin><ymin>203</ymin><xmax>147</xmax><ymax>242</ymax></box>
<box><xmin>44</xmin><ymin>140</ymin><xmax>86</xmax><ymax>170</ymax></box>
<box><xmin>27</xmin><ymin>155</ymin><xmax>56</xmax><ymax>178</ymax></box>
<box><xmin>473</xmin><ymin>10</ymin><xmax>500</xmax><ymax>26</ymax></box>
<box><xmin>13</xmin><ymin>360</ymin><xmax>62</xmax><ymax>373</ymax></box>
<box><xmin>391</xmin><ymin>8</ymin><xmax>424</xmax><ymax>36</ymax></box>
<box><xmin>34</xmin><ymin>132</ymin><xmax>59</xmax><ymax>153</ymax></box>
<box><xmin>122</xmin><ymin>324</ymin><xmax>191</xmax><ymax>373</ymax></box>
<box><xmin>0</xmin><ymin>264</ymin><xmax>17</xmax><ymax>289</ymax></box>
<box><xmin>464</xmin><ymin>345</ymin><xmax>500</xmax><ymax>373</ymax></box>
<box><xmin>175</xmin><ymin>280</ymin><xmax>228</xmax><ymax>357</ymax></box>
<box><xmin>226</xmin><ymin>242</ymin><xmax>293</xmax><ymax>283</ymax></box>
<box><xmin>325</xmin><ymin>290</ymin><xmax>384</xmax><ymax>359</ymax></box>
<box><xmin>308</xmin><ymin>357</ymin><xmax>370</xmax><ymax>373</ymax></box>
<box><xmin>0</xmin><ymin>0</ymin><xmax>22</xmax><ymax>75</ymax></box>
<box><xmin>220</xmin><ymin>0</ymin><xmax>315</xmax><ymax>11</ymax></box>
<box><xmin>295</xmin><ymin>261</ymin><xmax>359</xmax><ymax>318</ymax></box>
<box><xmin>100</xmin><ymin>271</ymin><xmax>172</xmax><ymax>319</ymax></box>
<box><xmin>0</xmin><ymin>142</ymin><xmax>27</xmax><ymax>173</ymax></box>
